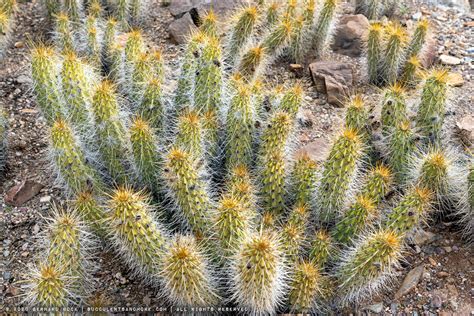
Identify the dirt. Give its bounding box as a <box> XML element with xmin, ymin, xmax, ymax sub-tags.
<box><xmin>0</xmin><ymin>0</ymin><xmax>473</xmax><ymax>314</ymax></box>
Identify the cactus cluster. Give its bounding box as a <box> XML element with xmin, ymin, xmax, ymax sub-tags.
<box><xmin>355</xmin><ymin>0</ymin><xmax>398</xmax><ymax>20</ymax></box>
<box><xmin>19</xmin><ymin>0</ymin><xmax>473</xmax><ymax>313</ymax></box>
<box><xmin>367</xmin><ymin>19</ymin><xmax>429</xmax><ymax>87</ymax></box>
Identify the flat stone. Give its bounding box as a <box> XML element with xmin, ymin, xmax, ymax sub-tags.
<box><xmin>332</xmin><ymin>14</ymin><xmax>369</xmax><ymax>57</ymax></box>
<box><xmin>294</xmin><ymin>138</ymin><xmax>330</xmax><ymax>162</ymax></box>
<box><xmin>395</xmin><ymin>265</ymin><xmax>424</xmax><ymax>299</ymax></box>
<box><xmin>5</xmin><ymin>180</ymin><xmax>44</xmax><ymax>207</ymax></box>
<box><xmin>413</xmin><ymin>229</ymin><xmax>437</xmax><ymax>246</ymax></box>
<box><xmin>168</xmin><ymin>12</ymin><xmax>198</xmax><ymax>44</ymax></box>
<box><xmin>448</xmin><ymin>72</ymin><xmax>464</xmax><ymax>87</ymax></box>
<box><xmin>439</xmin><ymin>54</ymin><xmax>462</xmax><ymax>65</ymax></box>
<box><xmin>309</xmin><ymin>61</ymin><xmax>354</xmax><ymax>107</ymax></box>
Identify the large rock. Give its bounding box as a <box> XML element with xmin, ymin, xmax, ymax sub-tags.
<box><xmin>309</xmin><ymin>61</ymin><xmax>354</xmax><ymax>107</ymax></box>
<box><xmin>455</xmin><ymin>114</ymin><xmax>474</xmax><ymax>146</ymax></box>
<box><xmin>5</xmin><ymin>180</ymin><xmax>44</xmax><ymax>207</ymax></box>
<box><xmin>168</xmin><ymin>12</ymin><xmax>197</xmax><ymax>44</ymax></box>
<box><xmin>395</xmin><ymin>265</ymin><xmax>424</xmax><ymax>299</ymax></box>
<box><xmin>331</xmin><ymin>14</ymin><xmax>369</xmax><ymax>57</ymax></box>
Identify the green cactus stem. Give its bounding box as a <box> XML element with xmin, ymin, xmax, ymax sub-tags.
<box><xmin>367</xmin><ymin>22</ymin><xmax>384</xmax><ymax>85</ymax></box>
<box><xmin>289</xmin><ymin>153</ymin><xmax>318</xmax><ymax>207</ymax></box>
<box><xmin>382</xmin><ymin>23</ymin><xmax>407</xmax><ymax>85</ymax></box>
<box><xmin>387</xmin><ymin>120</ymin><xmax>416</xmax><ymax>184</ymax></box>
<box><xmin>137</xmin><ymin>77</ymin><xmax>164</xmax><ymax>132</ymax></box>
<box><xmin>310</xmin><ymin>0</ymin><xmax>338</xmax><ymax>58</ymax></box>
<box><xmin>415</xmin><ymin>69</ymin><xmax>449</xmax><ymax>144</ymax></box>
<box><xmin>226</xmin><ymin>6</ymin><xmax>259</xmax><ymax>66</ymax></box>
<box><xmin>308</xmin><ymin>229</ymin><xmax>333</xmax><ymax>268</ymax></box>
<box><xmin>55</xmin><ymin>13</ymin><xmax>75</xmax><ymax>54</ymax></box>
<box><xmin>381</xmin><ymin>84</ymin><xmax>407</xmax><ymax>136</ymax></box>
<box><xmin>345</xmin><ymin>94</ymin><xmax>370</xmax><ymax>142</ymax></box>
<box><xmin>288</xmin><ymin>260</ymin><xmax>325</xmax><ymax>313</ymax></box>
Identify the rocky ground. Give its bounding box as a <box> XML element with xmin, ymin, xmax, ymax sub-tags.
<box><xmin>0</xmin><ymin>0</ymin><xmax>473</xmax><ymax>314</ymax></box>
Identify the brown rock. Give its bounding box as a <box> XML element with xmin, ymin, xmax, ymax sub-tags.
<box><xmin>331</xmin><ymin>14</ymin><xmax>370</xmax><ymax>57</ymax></box>
<box><xmin>5</xmin><ymin>180</ymin><xmax>44</xmax><ymax>206</ymax></box>
<box><xmin>168</xmin><ymin>12</ymin><xmax>198</xmax><ymax>44</ymax></box>
<box><xmin>294</xmin><ymin>138</ymin><xmax>330</xmax><ymax>162</ymax></box>
<box><xmin>454</xmin><ymin>114</ymin><xmax>474</xmax><ymax>146</ymax></box>
<box><xmin>395</xmin><ymin>265</ymin><xmax>424</xmax><ymax>299</ymax></box>
<box><xmin>448</xmin><ymin>72</ymin><xmax>464</xmax><ymax>87</ymax></box>
<box><xmin>309</xmin><ymin>61</ymin><xmax>354</xmax><ymax>107</ymax></box>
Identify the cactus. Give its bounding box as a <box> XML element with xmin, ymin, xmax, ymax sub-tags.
<box><xmin>129</xmin><ymin>0</ymin><xmax>144</xmax><ymax>26</ymax></box>
<box><xmin>260</xmin><ymin>111</ymin><xmax>292</xmax><ymax>155</ymax></box>
<box><xmin>54</xmin><ymin>13</ymin><xmax>75</xmax><ymax>53</ymax></box>
<box><xmin>289</xmin><ymin>153</ymin><xmax>318</xmax><ymax>207</ymax></box>
<box><xmin>129</xmin><ymin>116</ymin><xmax>161</xmax><ymax>190</ymax></box>
<box><xmin>60</xmin><ymin>51</ymin><xmax>95</xmax><ymax>134</ymax></box>
<box><xmin>124</xmin><ymin>30</ymin><xmax>145</xmax><ymax>67</ymax></box>
<box><xmin>265</xmin><ymin>1</ymin><xmax>280</xmax><ymax>27</ymax></box>
<box><xmin>281</xmin><ymin>204</ymin><xmax>309</xmax><ymax>262</ymax></box>
<box><xmin>102</xmin><ymin>17</ymin><xmax>118</xmax><ymax>69</ymax></box>
<box><xmin>226</xmin><ymin>5</ymin><xmax>259</xmax><ymax>66</ymax></box>
<box><xmin>226</xmin><ymin>164</ymin><xmax>257</xmax><ymax>211</ymax></box>
<box><xmin>404</xmin><ymin>19</ymin><xmax>429</xmax><ymax>61</ymax></box>
<box><xmin>309</xmin><ymin>0</ymin><xmax>338</xmax><ymax>58</ymax></box>
<box><xmin>106</xmin><ymin>187</ymin><xmax>167</xmax><ymax>280</ymax></box>
<box><xmin>382</xmin><ymin>23</ymin><xmax>407</xmax><ymax>85</ymax></box>
<box><xmin>163</xmin><ymin>147</ymin><xmax>213</xmax><ymax>238</ymax></box>
<box><xmin>384</xmin><ymin>186</ymin><xmax>432</xmax><ymax>235</ymax></box>
<box><xmin>230</xmin><ymin>230</ymin><xmax>287</xmax><ymax>315</ymax></box>
<box><xmin>44</xmin><ymin>0</ymin><xmax>59</xmax><ymax>19</ymax></box>
<box><xmin>64</xmin><ymin>0</ymin><xmax>82</xmax><ymax>23</ymax></box>
<box><xmin>72</xmin><ymin>190</ymin><xmax>106</xmax><ymax>235</ymax></box>
<box><xmin>225</xmin><ymin>81</ymin><xmax>255</xmax><ymax>170</ymax></box>
<box><xmin>107</xmin><ymin>42</ymin><xmax>125</xmax><ymax>84</ymax></box>
<box><xmin>137</xmin><ymin>77</ymin><xmax>164</xmax><ymax>131</ymax></box>
<box><xmin>416</xmin><ymin>69</ymin><xmax>449</xmax><ymax>144</ymax></box>
<box><xmin>381</xmin><ymin>84</ymin><xmax>407</xmax><ymax>136</ymax></box>
<box><xmin>116</xmin><ymin>0</ymin><xmax>128</xmax><ymax>24</ymax></box>
<box><xmin>345</xmin><ymin>94</ymin><xmax>370</xmax><ymax>142</ymax></box>
<box><xmin>0</xmin><ymin>105</ymin><xmax>7</xmax><ymax>176</ymax></box>
<box><xmin>0</xmin><ymin>5</ymin><xmax>13</xmax><ymax>58</ymax></box>
<box><xmin>174</xmin><ymin>31</ymin><xmax>206</xmax><ymax>110</ymax></box>
<box><xmin>214</xmin><ymin>195</ymin><xmax>253</xmax><ymax>258</ymax></box>
<box><xmin>315</xmin><ymin>128</ymin><xmax>363</xmax><ymax>224</ymax></box>
<box><xmin>49</xmin><ymin>119</ymin><xmax>100</xmax><ymax>194</ymax></box>
<box><xmin>84</xmin><ymin>15</ymin><xmax>101</xmax><ymax>67</ymax></box>
<box><xmin>387</xmin><ymin>120</ymin><xmax>417</xmax><ymax>184</ymax></box>
<box><xmin>288</xmin><ymin>260</ymin><xmax>325</xmax><ymax>313</ymax></box>
<box><xmin>400</xmin><ymin>55</ymin><xmax>421</xmax><ymax>88</ymax></box>
<box><xmin>237</xmin><ymin>44</ymin><xmax>266</xmax><ymax>80</ymax></box>
<box><xmin>130</xmin><ymin>52</ymin><xmax>153</xmax><ymax>102</ymax></box>
<box><xmin>262</xmin><ymin>20</ymin><xmax>292</xmax><ymax>55</ymax></box>
<box><xmin>335</xmin><ymin>229</ymin><xmax>403</xmax><ymax>304</ymax></box>
<box><xmin>361</xmin><ymin>164</ymin><xmax>393</xmax><ymax>205</ymax></box>
<box><xmin>308</xmin><ymin>229</ymin><xmax>333</xmax><ymax>268</ymax></box>
<box><xmin>282</xmin><ymin>0</ymin><xmax>297</xmax><ymax>22</ymax></box>
<box><xmin>288</xmin><ymin>16</ymin><xmax>306</xmax><ymax>64</ymax></box>
<box><xmin>279</xmin><ymin>83</ymin><xmax>303</xmax><ymax>118</ymax></box>
<box><xmin>367</xmin><ymin>22</ymin><xmax>383</xmax><ymax>85</ymax></box>
<box><xmin>260</xmin><ymin>148</ymin><xmax>287</xmax><ymax>217</ymax></box>
<box><xmin>149</xmin><ymin>49</ymin><xmax>165</xmax><ymax>82</ymax></box>
<box><xmin>174</xmin><ymin>110</ymin><xmax>204</xmax><ymax>161</ymax></box>
<box><xmin>199</xmin><ymin>10</ymin><xmax>218</xmax><ymax>39</ymax></box>
<box><xmin>87</xmin><ymin>0</ymin><xmax>102</xmax><ymax>18</ymax></box>
<box><xmin>159</xmin><ymin>234</ymin><xmax>220</xmax><ymax>307</ymax></box>
<box><xmin>333</xmin><ymin>195</ymin><xmax>377</xmax><ymax>245</ymax></box>
<box><xmin>31</xmin><ymin>45</ymin><xmax>65</xmax><ymax>123</ymax></box>
<box><xmin>367</xmin><ymin>0</ymin><xmax>381</xmax><ymax>20</ymax></box>
<box><xmin>91</xmin><ymin>80</ymin><xmax>130</xmax><ymax>183</ymax></box>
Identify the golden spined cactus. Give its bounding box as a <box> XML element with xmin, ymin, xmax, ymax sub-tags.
<box><xmin>382</xmin><ymin>23</ymin><xmax>407</xmax><ymax>85</ymax></box>
<box><xmin>381</xmin><ymin>84</ymin><xmax>407</xmax><ymax>136</ymax></box>
<box><xmin>130</xmin><ymin>52</ymin><xmax>153</xmax><ymax>103</ymax></box>
<box><xmin>199</xmin><ymin>9</ymin><xmax>218</xmax><ymax>39</ymax></box>
<box><xmin>124</xmin><ymin>29</ymin><xmax>145</xmax><ymax>67</ymax></box>
<box><xmin>344</xmin><ymin>94</ymin><xmax>370</xmax><ymax>143</ymax></box>
<box><xmin>30</xmin><ymin>45</ymin><xmax>65</xmax><ymax>124</ymax></box>
<box><xmin>163</xmin><ymin>147</ymin><xmax>214</xmax><ymax>238</ymax></box>
<box><xmin>60</xmin><ymin>51</ymin><xmax>95</xmax><ymax>135</ymax></box>
<box><xmin>129</xmin><ymin>116</ymin><xmax>161</xmax><ymax>191</ymax></box>
<box><xmin>282</xmin><ymin>0</ymin><xmax>297</xmax><ymax>22</ymax></box>
<box><xmin>384</xmin><ymin>186</ymin><xmax>432</xmax><ymax>236</ymax></box>
<box><xmin>149</xmin><ymin>49</ymin><xmax>165</xmax><ymax>82</ymax></box>
<box><xmin>84</xmin><ymin>15</ymin><xmax>101</xmax><ymax>67</ymax></box>
<box><xmin>174</xmin><ymin>110</ymin><xmax>204</xmax><ymax>162</ymax></box>
<box><xmin>91</xmin><ymin>80</ymin><xmax>131</xmax><ymax>183</ymax></box>
<box><xmin>226</xmin><ymin>164</ymin><xmax>257</xmax><ymax>211</ymax></box>
<box><xmin>225</xmin><ymin>81</ymin><xmax>256</xmax><ymax>170</ymax></box>
<box><xmin>54</xmin><ymin>12</ymin><xmax>75</xmax><ymax>53</ymax></box>
<box><xmin>237</xmin><ymin>44</ymin><xmax>266</xmax><ymax>81</ymax></box>
<box><xmin>386</xmin><ymin>120</ymin><xmax>417</xmax><ymax>184</ymax></box>
<box><xmin>226</xmin><ymin>5</ymin><xmax>260</xmax><ymax>66</ymax></box>
<box><xmin>87</xmin><ymin>0</ymin><xmax>102</xmax><ymax>18</ymax></box>
<box><xmin>335</xmin><ymin>229</ymin><xmax>403</xmax><ymax>304</ymax></box>
<box><xmin>308</xmin><ymin>229</ymin><xmax>334</xmax><ymax>268</ymax></box>
<box><xmin>262</xmin><ymin>19</ymin><xmax>292</xmax><ymax>57</ymax></box>
<box><xmin>72</xmin><ymin>190</ymin><xmax>106</xmax><ymax>235</ymax></box>
<box><xmin>315</xmin><ymin>128</ymin><xmax>364</xmax><ymax>224</ymax></box>
<box><xmin>361</xmin><ymin>164</ymin><xmax>393</xmax><ymax>205</ymax></box>
<box><xmin>279</xmin><ymin>83</ymin><xmax>304</xmax><ymax>119</ymax></box>
<box><xmin>288</xmin><ymin>260</ymin><xmax>326</xmax><ymax>314</ymax></box>
<box><xmin>309</xmin><ymin>0</ymin><xmax>338</xmax><ymax>58</ymax></box>
<box><xmin>265</xmin><ymin>1</ymin><xmax>281</xmax><ymax>27</ymax></box>
<box><xmin>400</xmin><ymin>55</ymin><xmax>422</xmax><ymax>88</ymax></box>
<box><xmin>367</xmin><ymin>22</ymin><xmax>384</xmax><ymax>85</ymax></box>
<box><xmin>159</xmin><ymin>234</ymin><xmax>220</xmax><ymax>307</ymax></box>
<box><xmin>102</xmin><ymin>17</ymin><xmax>118</xmax><ymax>65</ymax></box>
<box><xmin>260</xmin><ymin>149</ymin><xmax>287</xmax><ymax>217</ymax></box>
<box><xmin>64</xmin><ymin>0</ymin><xmax>83</xmax><ymax>23</ymax></box>
<box><xmin>214</xmin><ymin>195</ymin><xmax>254</xmax><ymax>259</ymax></box>
<box><xmin>404</xmin><ymin>18</ymin><xmax>429</xmax><ymax>62</ymax></box>
<box><xmin>280</xmin><ymin>204</ymin><xmax>309</xmax><ymax>263</ymax></box>
<box><xmin>137</xmin><ymin>77</ymin><xmax>164</xmax><ymax>132</ymax></box>
<box><xmin>106</xmin><ymin>187</ymin><xmax>167</xmax><ymax>282</ymax></box>
<box><xmin>416</xmin><ymin>69</ymin><xmax>449</xmax><ymax>145</ymax></box>
<box><xmin>230</xmin><ymin>230</ymin><xmax>287</xmax><ymax>315</ymax></box>
<box><xmin>49</xmin><ymin>119</ymin><xmax>101</xmax><ymax>194</ymax></box>
<box><xmin>289</xmin><ymin>153</ymin><xmax>318</xmax><ymax>207</ymax></box>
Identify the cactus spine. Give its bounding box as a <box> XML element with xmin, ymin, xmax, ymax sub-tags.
<box><xmin>159</xmin><ymin>234</ymin><xmax>220</xmax><ymax>307</ymax></box>
<box><xmin>49</xmin><ymin>119</ymin><xmax>100</xmax><ymax>194</ymax></box>
<box><xmin>265</xmin><ymin>2</ymin><xmax>280</xmax><ymax>27</ymax></box>
<box><xmin>230</xmin><ymin>231</ymin><xmax>287</xmax><ymax>315</ymax></box>
<box><xmin>367</xmin><ymin>22</ymin><xmax>383</xmax><ymax>85</ymax></box>
<box><xmin>288</xmin><ymin>260</ymin><xmax>324</xmax><ymax>313</ymax></box>
<box><xmin>55</xmin><ymin>13</ymin><xmax>75</xmax><ymax>52</ymax></box>
<box><xmin>335</xmin><ymin>229</ymin><xmax>403</xmax><ymax>304</ymax></box>
<box><xmin>416</xmin><ymin>69</ymin><xmax>449</xmax><ymax>144</ymax></box>
<box><xmin>200</xmin><ymin>10</ymin><xmax>218</xmax><ymax>39</ymax></box>
<box><xmin>138</xmin><ymin>77</ymin><xmax>164</xmax><ymax>131</ymax></box>
<box><xmin>226</xmin><ymin>164</ymin><xmax>257</xmax><ymax>211</ymax></box>
<box><xmin>315</xmin><ymin>128</ymin><xmax>363</xmax><ymax>224</ymax></box>
<box><xmin>309</xmin><ymin>230</ymin><xmax>333</xmax><ymax>268</ymax></box>
<box><xmin>106</xmin><ymin>188</ymin><xmax>166</xmax><ymax>280</ymax></box>
<box><xmin>345</xmin><ymin>95</ymin><xmax>370</xmax><ymax>142</ymax></box>
<box><xmin>175</xmin><ymin>110</ymin><xmax>204</xmax><ymax>161</ymax></box>
<box><xmin>387</xmin><ymin>120</ymin><xmax>416</xmax><ymax>184</ymax></box>
<box><xmin>281</xmin><ymin>204</ymin><xmax>309</xmax><ymax>262</ymax></box>
<box><xmin>72</xmin><ymin>190</ymin><xmax>105</xmax><ymax>235</ymax></box>
<box><xmin>31</xmin><ymin>45</ymin><xmax>64</xmax><ymax>123</ymax></box>
<box><xmin>279</xmin><ymin>83</ymin><xmax>303</xmax><ymax>118</ymax></box>
<box><xmin>91</xmin><ymin>80</ymin><xmax>130</xmax><ymax>183</ymax></box>
<box><xmin>289</xmin><ymin>153</ymin><xmax>318</xmax><ymax>207</ymax></box>
<box><xmin>25</xmin><ymin>263</ymin><xmax>71</xmax><ymax>307</ymax></box>
<box><xmin>361</xmin><ymin>164</ymin><xmax>392</xmax><ymax>205</ymax></box>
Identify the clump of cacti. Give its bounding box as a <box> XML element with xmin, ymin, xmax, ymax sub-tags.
<box><xmin>355</xmin><ymin>0</ymin><xmax>398</xmax><ymax>20</ymax></box>
<box><xmin>20</xmin><ymin>2</ymin><xmax>473</xmax><ymax>313</ymax></box>
<box><xmin>366</xmin><ymin>19</ymin><xmax>429</xmax><ymax>87</ymax></box>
